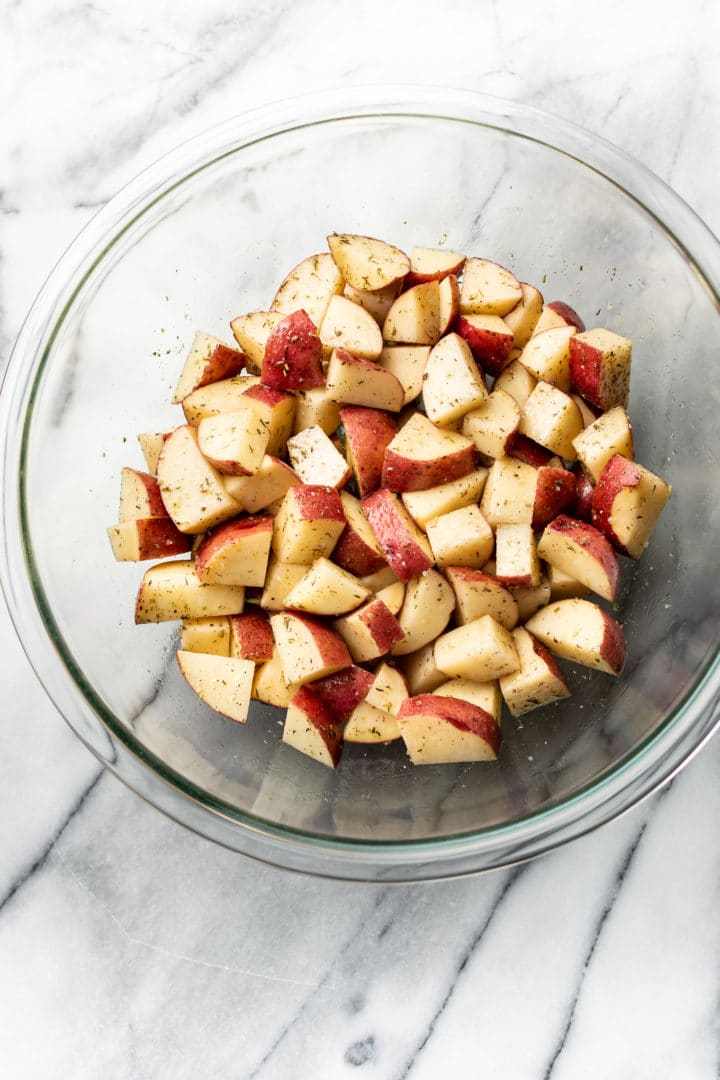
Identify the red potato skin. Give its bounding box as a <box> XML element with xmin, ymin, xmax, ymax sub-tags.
<box><xmin>529</xmin><ymin>633</ymin><xmax>570</xmax><ymax>685</ymax></box>
<box><xmin>398</xmin><ymin>694</ymin><xmax>502</xmax><ymax>755</ymax></box>
<box><xmin>340</xmin><ymin>405</ymin><xmax>397</xmax><ymax>498</ymax></box>
<box><xmin>191</xmin><ymin>344</ymin><xmax>246</xmax><ymax>394</ymax></box>
<box><xmin>573</xmin><ymin>465</ymin><xmax>595</xmax><ymax>522</ymax></box>
<box><xmin>381</xmin><ymin>444</ymin><xmax>478</xmax><ymax>493</ymax></box>
<box><xmin>456</xmin><ymin>316</ymin><xmax>514</xmax><ymax>376</ymax></box>
<box><xmin>288</xmin><ymin>686</ymin><xmax>344</xmax><ymax>767</ymax></box>
<box><xmin>261</xmin><ymin>310</ymin><xmax>325</xmax><ymax>391</ymax></box>
<box><xmin>288</xmin><ymin>612</ymin><xmax>353</xmax><ymax>669</ymax></box>
<box><xmin>119</xmin><ymin>517</ymin><xmax>193</xmax><ymax>559</ymax></box>
<box><xmin>362</xmin><ymin>490</ymin><xmax>434</xmax><ymax>581</ymax></box>
<box><xmin>568</xmin><ymin>336</ymin><xmax>629</xmax><ymax>411</ymax></box>
<box><xmin>122</xmin><ymin>468</ymin><xmax>168</xmax><ymax>519</ymax></box>
<box><xmin>332</xmin><ymin>521</ymin><xmax>387</xmax><ymax>577</ymax></box>
<box><xmin>290</xmin><ymin>485</ymin><xmax>345</xmax><ymax>523</ymax></box>
<box><xmin>508</xmin><ymin>434</ymin><xmax>555</xmax><ymax>469</ymax></box>
<box><xmin>546</xmin><ymin>301</ymin><xmax>585</xmax><ymax>332</ymax></box>
<box><xmin>405</xmin><ymin>254</ymin><xmax>466</xmax><ymax>287</ymax></box>
<box><xmin>590</xmin><ymin>454</ymin><xmax>642</xmax><ymax>556</ymax></box>
<box><xmin>359</xmin><ymin>599</ymin><xmax>406</xmax><ymax>652</ymax></box>
<box><xmin>312</xmin><ymin>665</ymin><xmax>374</xmax><ymax>721</ymax></box>
<box><xmin>242</xmin><ymin>383</ymin><xmax>294</xmax><ymax>410</ymax></box>
<box><xmin>598</xmin><ymin>609</ymin><xmax>627</xmax><ymax>675</ymax></box>
<box><xmin>230</xmin><ymin>611</ymin><xmax>274</xmax><ymax>661</ymax></box>
<box><xmin>194</xmin><ymin>515</ymin><xmax>273</xmax><ymax>580</ymax></box>
<box><xmin>532</xmin><ymin>467</ymin><xmax>577</xmax><ymax>528</ymax></box>
<box><xmin>542</xmin><ymin>514</ymin><xmax>620</xmax><ymax>601</ymax></box>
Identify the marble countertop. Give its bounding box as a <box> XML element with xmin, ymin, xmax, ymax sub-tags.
<box><xmin>2</xmin><ymin>2</ymin><xmax>720</xmax><ymax>1076</ymax></box>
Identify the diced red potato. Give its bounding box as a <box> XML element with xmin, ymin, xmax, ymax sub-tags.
<box><xmin>271</xmin><ymin>485</ymin><xmax>345</xmax><ymax>564</ymax></box>
<box><xmin>572</xmin><ymin>406</ymin><xmax>634</xmax><ymax>481</ymax></box>
<box><xmin>502</xmin><ymin>282</ymin><xmax>544</xmax><ymax>348</ymax></box>
<box><xmin>283</xmin><ymin>686</ymin><xmax>344</xmax><ymax>768</ymax></box>
<box><xmin>344</xmin><ymin>280</ymin><xmax>403</xmax><ymax>325</ymax></box>
<box><xmin>518</xmin><ymin>326</ymin><xmax>576</xmax><ymax>390</ymax></box>
<box><xmin>283</xmin><ymin>557</ymin><xmax>370</xmax><ymax>616</ymax></box>
<box><xmin>425</xmin><ymin>505</ymin><xmax>494</xmax><ymax>569</ymax></box>
<box><xmin>361</xmin><ymin>489</ymin><xmax>434</xmax><ymax>582</ymax></box>
<box><xmin>569</xmin><ymin>328</ymin><xmax>632</xmax><ymax>411</ymax></box>
<box><xmin>480</xmin><ymin>456</ymin><xmax>538</xmax><ymax>527</ymax></box>
<box><xmin>270</xmin><ymin>611</ymin><xmax>351</xmax><ymax>685</ymax></box>
<box><xmin>377</xmin><ymin>345</ymin><xmax>429</xmax><ymax>404</ymax></box>
<box><xmin>456</xmin><ymin>314</ymin><xmax>515</xmax><ymax>375</ymax></box>
<box><xmin>176</xmin><ymin>651</ymin><xmax>255</xmax><ymax>724</ymax></box>
<box><xmin>172</xmin><ymin>332</ymin><xmax>246</xmax><ymax>404</ymax></box>
<box><xmin>422</xmin><ymin>333</ymin><xmax>489</xmax><ymax>426</ymax></box>
<box><xmin>137</xmin><ymin>431</ymin><xmax>172</xmax><ymax>476</ymax></box>
<box><xmin>537</xmin><ymin>515</ymin><xmax>620</xmax><ymax>602</ymax></box>
<box><xmin>325</xmin><ymin>348</ymin><xmax>405</xmax><ymax>412</ymax></box>
<box><xmin>293</xmin><ymin>387</ymin><xmax>341</xmax><ymax>436</ymax></box>
<box><xmin>312</xmin><ymin>665</ymin><xmax>374</xmax><ymax>721</ymax></box>
<box><xmin>359</xmin><ymin>566</ymin><xmax>400</xmax><ymax>593</ymax></box>
<box><xmin>340</xmin><ymin>405</ymin><xmax>398</xmax><ymax>498</ymax></box>
<box><xmin>532</xmin><ymin>301</ymin><xmax>585</xmax><ymax>336</ymax></box>
<box><xmin>499</xmin><ymin>627</ymin><xmax>571</xmax><ymax>716</ymax></box>
<box><xmin>271</xmin><ymin>252</ymin><xmax>344</xmax><ymax>327</ymax></box>
<box><xmin>459</xmin><ymin>258</ymin><xmax>523</xmax><ymax>316</ymax></box>
<box><xmin>406</xmin><ymin>246</ymin><xmax>466</xmax><ymax>285</ymax></box>
<box><xmin>197</xmin><ymin>409</ymin><xmax>270</xmax><ymax>475</ymax></box>
<box><xmin>519</xmin><ymin>381</ymin><xmax>584</xmax><ymax>460</ymax></box>
<box><xmin>525</xmin><ymin>599</ymin><xmax>627</xmax><ymax>676</ymax></box>
<box><xmin>327</xmin><ymin>233</ymin><xmax>410</xmax><ymax>291</ymax></box>
<box><xmin>389</xmin><ymin>569</ymin><xmax>455</xmax><ymax>657</ymax></box>
<box><xmin>157</xmin><ymin>426</ymin><xmax>242</xmax><ymax>534</ymax></box>
<box><xmin>194</xmin><ymin>515</ymin><xmax>274</xmax><ymax>588</ymax></box>
<box><xmin>494</xmin><ymin>360</ymin><xmax>537</xmax><ymax>409</ymax></box>
<box><xmin>223</xmin><ymin>455</ymin><xmax>300</xmax><ymax>513</ymax></box>
<box><xmin>344</xmin><ymin>663</ymin><xmax>408</xmax><ymax>744</ymax></box>
<box><xmin>180</xmin><ymin>616</ymin><xmax>232</xmax><ymax>657</ymax></box>
<box><xmin>374</xmin><ymin>581</ymin><xmax>406</xmax><ymax>616</ymax></box>
<box><xmin>571</xmin><ymin>393</ymin><xmax>600</xmax><ymax>428</ymax></box>
<box><xmin>462</xmin><ymin>388</ymin><xmax>521</xmax><ymax>460</ymax></box>
<box><xmin>510</xmin><ymin>576</ymin><xmax>552</xmax><ymax>622</ymax></box>
<box><xmin>119</xmin><ymin>467</ymin><xmax>168</xmax><ymax>521</ymax></box>
<box><xmin>433</xmin><ymin>678</ymin><xmax>502</xmax><ymax>723</ymax></box>
<box><xmin>333</xmin><ymin>595</ymin><xmax>405</xmax><ymax>663</ymax></box>
<box><xmin>507</xmin><ymin>434</ymin><xmax>556</xmax><ymax>468</ymax></box>
<box><xmin>383</xmin><ymin>280</ymin><xmax>442</xmax><ymax>346</ymax></box>
<box><xmin>320</xmin><ymin>295</ymin><xmax>384</xmax><ymax>360</ymax></box>
<box><xmin>261</xmin><ymin>309</ymin><xmax>325</xmax><ymax>391</ymax></box>
<box><xmin>434</xmin><ymin>615</ymin><xmax>520</xmax><ymax>681</ymax></box>
<box><xmin>399</xmin><ymin>642</ymin><xmax>447</xmax><ymax>696</ymax></box>
<box><xmin>135</xmin><ymin>560</ymin><xmax>245</xmax><ymax>623</ymax></box>
<box><xmin>260</xmin><ymin>557</ymin><xmax>309</xmax><ymax>612</ymax></box>
<box><xmin>573</xmin><ymin>465</ymin><xmax>596</xmax><ymax>522</ymax></box>
<box><xmin>229</xmin><ymin>610</ymin><xmax>275</xmax><ymax>662</ymax></box>
<box><xmin>591</xmin><ymin>454</ymin><xmax>672</xmax><ymax>558</ymax></box>
<box><xmin>398</xmin><ymin>694</ymin><xmax>502</xmax><ymax>765</ymax></box>
<box><xmin>252</xmin><ymin>645</ymin><xmax>302</xmax><ymax>708</ymax></box>
<box><xmin>382</xmin><ymin>413</ymin><xmax>477</xmax><ymax>492</ymax></box>
<box><xmin>444</xmin><ymin>566</ymin><xmax>519</xmax><ymax>630</ymax></box>
<box><xmin>401</xmin><ymin>468</ymin><xmax>488</xmax><ymax>531</ymax></box>
<box><xmin>181</xmin><ymin>375</ymin><xmax>261</xmax><ymax>426</ymax></box>
<box><xmin>229</xmin><ymin>311</ymin><xmax>284</xmax><ymax>374</ymax></box>
<box><xmin>240</xmin><ymin>384</ymin><xmax>296</xmax><ymax>457</ymax></box>
<box><xmin>108</xmin><ymin>517</ymin><xmax>193</xmax><ymax>562</ymax></box>
<box><xmin>494</xmin><ymin>523</ymin><xmax>541</xmax><ymax>588</ymax></box>
<box><xmin>286</xmin><ymin>424</ymin><xmax>352</xmax><ymax>489</ymax></box>
<box><xmin>438</xmin><ymin>274</ymin><xmax>460</xmax><ymax>336</ymax></box>
<box><xmin>547</xmin><ymin>564</ymin><xmax>591</xmax><ymax>602</ymax></box>
<box><xmin>332</xmin><ymin>490</ymin><xmax>387</xmax><ymax>576</ymax></box>
<box><xmin>532</xmin><ymin>466</ymin><xmax>577</xmax><ymax>528</ymax></box>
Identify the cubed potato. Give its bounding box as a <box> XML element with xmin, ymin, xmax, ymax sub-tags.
<box><xmin>494</xmin><ymin>523</ymin><xmax>541</xmax><ymax>588</ymax></box>
<box><xmin>426</xmin><ymin>505</ymin><xmax>494</xmax><ymax>568</ymax></box>
<box><xmin>519</xmin><ymin>381</ymin><xmax>584</xmax><ymax>460</ymax></box>
<box><xmin>462</xmin><ymin>389</ymin><xmax>521</xmax><ymax>460</ymax></box>
<box><xmin>434</xmin><ymin>615</ymin><xmax>520</xmax><ymax>681</ymax></box>
<box><xmin>499</xmin><ymin>627</ymin><xmax>571</xmax><ymax>715</ymax></box>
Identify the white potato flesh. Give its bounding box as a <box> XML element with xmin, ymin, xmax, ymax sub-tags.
<box><xmin>181</xmin><ymin>376</ymin><xmax>262</xmax><ymax>426</ymax></box>
<box><xmin>325</xmin><ymin>349</ymin><xmax>405</xmax><ymax>412</ymax></box>
<box><xmin>179</xmin><ymin>617</ymin><xmax>232</xmax><ymax>656</ymax></box>
<box><xmin>260</xmin><ymin>557</ymin><xmax>309</xmax><ymax>611</ymax></box>
<box><xmin>197</xmin><ymin>409</ymin><xmax>270</xmax><ymax>475</ymax></box>
<box><xmin>344</xmin><ymin>701</ymin><xmax>401</xmax><ymax>743</ymax></box>
<box><xmin>434</xmin><ymin>678</ymin><xmax>502</xmax><ymax>723</ymax></box>
<box><xmin>374</xmin><ymin>581</ymin><xmax>405</xmax><ymax>615</ymax></box>
<box><xmin>494</xmin><ymin>360</ymin><xmax>538</xmax><ymax>409</ymax></box>
<box><xmin>518</xmin><ymin>326</ymin><xmax>575</xmax><ymax>390</ymax></box>
<box><xmin>401</xmin><ymin>468</ymin><xmax>488</xmax><ymax>530</ymax></box>
<box><xmin>270</xmin><ymin>612</ymin><xmax>351</xmax><ymax>685</ymax></box>
<box><xmin>480</xmin><ymin>457</ymin><xmax>538</xmax><ymax>527</ymax></box>
<box><xmin>459</xmin><ymin>258</ymin><xmax>523</xmax><ymax>316</ymax></box>
<box><xmin>224</xmin><ymin>455</ymin><xmax>300</xmax><ymax>513</ymax></box>
<box><xmin>462</xmin><ymin>389</ymin><xmax>521</xmax><ymax>459</ymax></box>
<box><xmin>525</xmin><ymin>599</ymin><xmax>626</xmax><ymax>676</ymax></box>
<box><xmin>135</xmin><ymin>560</ymin><xmax>245</xmax><ymax>623</ymax></box>
<box><xmin>157</xmin><ymin>426</ymin><xmax>242</xmax><ymax>533</ymax></box>
<box><xmin>502</xmin><ymin>282</ymin><xmax>544</xmax><ymax>347</ymax></box>
<box><xmin>252</xmin><ymin>646</ymin><xmax>302</xmax><ymax>708</ymax></box>
<box><xmin>423</xmin><ymin>333</ymin><xmax>489</xmax><ymax>426</ymax></box>
<box><xmin>400</xmin><ymin>642</ymin><xmax>447</xmax><ymax>695</ymax></box>
<box><xmin>572</xmin><ymin>406</ymin><xmax>634</xmax><ymax>481</ymax></box>
<box><xmin>434</xmin><ymin>615</ymin><xmax>520</xmax><ymax>681</ymax></box>
<box><xmin>293</xmin><ymin>388</ymin><xmax>342</xmax><ymax>436</ymax></box>
<box><xmin>344</xmin><ymin>281</ymin><xmax>402</xmax><ymax>324</ymax></box>
<box><xmin>426</xmin><ymin>505</ymin><xmax>494</xmax><ymax>568</ymax></box>
<box><xmin>319</xmin><ymin>295</ymin><xmax>383</xmax><ymax>359</ymax></box>
<box><xmin>229</xmin><ymin>311</ymin><xmax>284</xmax><ymax>373</ymax></box>
<box><xmin>511</xmin><ymin>577</ymin><xmax>551</xmax><ymax>622</ymax></box>
<box><xmin>137</xmin><ymin>431</ymin><xmax>168</xmax><ymax>476</ymax></box>
<box><xmin>495</xmin><ymin>524</ymin><xmax>541</xmax><ymax>588</ymax></box>
<box><xmin>390</xmin><ymin>569</ymin><xmax>455</xmax><ymax>656</ymax></box>
<box><xmin>284</xmin><ymin>558</ymin><xmax>370</xmax><ymax>615</ymax></box>
<box><xmin>383</xmin><ymin>280</ymin><xmax>442</xmax><ymax>345</ymax></box>
<box><xmin>499</xmin><ymin>627</ymin><xmax>571</xmax><ymax>716</ymax></box>
<box><xmin>377</xmin><ymin>345</ymin><xmax>430</xmax><ymax>404</ymax></box>
<box><xmin>176</xmin><ymin>651</ymin><xmax>254</xmax><ymax>724</ymax></box>
<box><xmin>520</xmin><ymin>382</ymin><xmax>583</xmax><ymax>460</ymax></box>
<box><xmin>271</xmin><ymin>252</ymin><xmax>344</xmax><ymax>326</ymax></box>
<box><xmin>366</xmin><ymin>662</ymin><xmax>408</xmax><ymax>714</ymax></box>
<box><xmin>444</xmin><ymin>567</ymin><xmax>519</xmax><ymax>630</ymax></box>
<box><xmin>327</xmin><ymin>233</ymin><xmax>410</xmax><ymax>291</ymax></box>
<box><xmin>286</xmin><ymin>425</ymin><xmax>351</xmax><ymax>488</ymax></box>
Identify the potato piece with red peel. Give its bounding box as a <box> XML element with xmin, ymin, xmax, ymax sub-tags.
<box><xmin>332</xmin><ymin>491</ymin><xmax>387</xmax><ymax>576</ymax></box>
<box><xmin>434</xmin><ymin>615</ymin><xmax>520</xmax><ymax>681</ymax></box>
<box><xmin>398</xmin><ymin>694</ymin><xmax>502</xmax><ymax>764</ymax></box>
<box><xmin>401</xmin><ymin>468</ymin><xmax>488</xmax><ymax>531</ymax></box>
<box><xmin>459</xmin><ymin>258</ymin><xmax>523</xmax><ymax>317</ymax></box>
<box><xmin>293</xmin><ymin>387</ymin><xmax>341</xmax><ymax>436</ymax></box>
<box><xmin>400</xmin><ymin>642</ymin><xmax>446</xmax><ymax>695</ymax></box>
<box><xmin>333</xmin><ymin>595</ymin><xmax>405</xmax><ymax>663</ymax></box>
<box><xmin>377</xmin><ymin>345</ymin><xmax>429</xmax><ymax>404</ymax></box>
<box><xmin>181</xmin><ymin>376</ymin><xmax>261</xmax><ymax>426</ymax></box>
<box><xmin>519</xmin><ymin>382</ymin><xmax>584</xmax><ymax>460</ymax></box>
<box><xmin>270</xmin><ymin>611</ymin><xmax>351</xmax><ymax>685</ymax></box>
<box><xmin>361</xmin><ymin>489</ymin><xmax>434</xmax><ymax>582</ymax></box>
<box><xmin>499</xmin><ymin>627</ymin><xmax>571</xmax><ymax>716</ymax></box>
<box><xmin>272</xmin><ymin>485</ymin><xmax>345</xmax><ymax>564</ymax></box>
<box><xmin>286</xmin><ymin>425</ymin><xmax>351</xmax><ymax>489</ymax></box>
<box><xmin>525</xmin><ymin>598</ymin><xmax>626</xmax><ymax>676</ymax></box>
<box><xmin>573</xmin><ymin>465</ymin><xmax>595</xmax><ymax>522</ymax></box>
<box><xmin>547</xmin><ymin>564</ymin><xmax>591</xmax><ymax>602</ymax></box>
<box><xmin>180</xmin><ymin>616</ymin><xmax>232</xmax><ymax>657</ymax></box>
<box><xmin>344</xmin><ymin>280</ymin><xmax>402</xmax><ymax>325</ymax></box>
<box><xmin>284</xmin><ymin>558</ymin><xmax>370</xmax><ymax>616</ymax></box>
<box><xmin>462</xmin><ymin>388</ymin><xmax>521</xmax><ymax>460</ymax></box>
<box><xmin>366</xmin><ymin>662</ymin><xmax>408</xmax><ymax>714</ymax></box>
<box><xmin>195</xmin><ymin>515</ymin><xmax>273</xmax><ymax>587</ymax></box>
<box><xmin>518</xmin><ymin>326</ymin><xmax>576</xmax><ymax>390</ymax></box>
<box><xmin>252</xmin><ymin>645</ymin><xmax>301</xmax><ymax>707</ymax></box>
<box><xmin>425</xmin><ymin>505</ymin><xmax>494</xmax><ymax>569</ymax></box>
<box><xmin>197</xmin><ymin>409</ymin><xmax>270</xmax><ymax>476</ymax></box>
<box><xmin>406</xmin><ymin>246</ymin><xmax>465</xmax><ymax>285</ymax></box>
<box><xmin>444</xmin><ymin>566</ymin><xmax>519</xmax><ymax>630</ymax></box>
<box><xmin>240</xmin><ymin>384</ymin><xmax>296</xmax><ymax>457</ymax></box>
<box><xmin>572</xmin><ymin>406</ymin><xmax>634</xmax><ymax>481</ymax></box>
<box><xmin>591</xmin><ymin>455</ymin><xmax>671</xmax><ymax>558</ymax></box>
<box><xmin>422</xmin><ymin>333</ymin><xmax>489</xmax><ymax>426</ymax></box>
<box><xmin>229</xmin><ymin>311</ymin><xmax>284</xmax><ymax>374</ymax></box>
<box><xmin>135</xmin><ymin>560</ymin><xmax>245</xmax><ymax>623</ymax></box>
<box><xmin>533</xmin><ymin>301</ymin><xmax>585</xmax><ymax>336</ymax></box>
<box><xmin>433</xmin><ymin>678</ymin><xmax>502</xmax><ymax>723</ymax></box>
<box><xmin>327</xmin><ymin>233</ymin><xmax>409</xmax><ymax>292</ymax></box>
<box><xmin>502</xmin><ymin>282</ymin><xmax>544</xmax><ymax>348</ymax></box>
<box><xmin>224</xmin><ymin>455</ymin><xmax>300</xmax><ymax>513</ymax></box>
<box><xmin>119</xmin><ymin>468</ymin><xmax>167</xmax><ymax>521</ymax></box>
<box><xmin>382</xmin><ymin>413</ymin><xmax>477</xmax><ymax>493</ymax></box>
<box><xmin>320</xmin><ymin>295</ymin><xmax>383</xmax><ymax>360</ymax></box>
<box><xmin>537</xmin><ymin>515</ymin><xmax>620</xmax><ymax>602</ymax></box>
<box><xmin>571</xmin><ymin>394</ymin><xmax>600</xmax><ymax>428</ymax></box>
<box><xmin>359</xmin><ymin>566</ymin><xmax>399</xmax><ymax>593</ymax></box>
<box><xmin>507</xmin><ymin>434</ymin><xmax>555</xmax><ymax>468</ymax></box>
<box><xmin>569</xmin><ymin>328</ymin><xmax>632</xmax><ymax>410</ymax></box>
<box><xmin>344</xmin><ymin>701</ymin><xmax>401</xmax><ymax>743</ymax></box>
<box><xmin>495</xmin><ymin>524</ymin><xmax>541</xmax><ymax>588</ymax></box>
<box><xmin>511</xmin><ymin>577</ymin><xmax>551</xmax><ymax>622</ymax></box>
<box><xmin>325</xmin><ymin>348</ymin><xmax>405</xmax><ymax>412</ymax></box>
<box><xmin>108</xmin><ymin>518</ymin><xmax>192</xmax><ymax>562</ymax></box>
<box><xmin>271</xmin><ymin>252</ymin><xmax>344</xmax><ymax>327</ymax></box>
<box><xmin>340</xmin><ymin>405</ymin><xmax>397</xmax><ymax>498</ymax></box>
<box><xmin>312</xmin><ymin>665</ymin><xmax>374</xmax><ymax>721</ymax></box>
<box><xmin>456</xmin><ymin>314</ymin><xmax>515</xmax><ymax>375</ymax></box>
<box><xmin>229</xmin><ymin>611</ymin><xmax>274</xmax><ymax>662</ymax></box>
<box><xmin>176</xmin><ymin>651</ymin><xmax>254</xmax><ymax>724</ymax></box>
<box><xmin>479</xmin><ymin>456</ymin><xmax>537</xmax><ymax>528</ymax></box>
<box><xmin>172</xmin><ymin>332</ymin><xmax>245</xmax><ymax>404</ymax></box>
<box><xmin>532</xmin><ymin>466</ymin><xmax>576</xmax><ymax>528</ymax></box>
<box><xmin>157</xmin><ymin>426</ymin><xmax>242</xmax><ymax>534</ymax></box>
<box><xmin>283</xmin><ymin>687</ymin><xmax>344</xmax><ymax>768</ymax></box>
<box><xmin>261</xmin><ymin>309</ymin><xmax>325</xmax><ymax>391</ymax></box>
<box><xmin>374</xmin><ymin>581</ymin><xmax>405</xmax><ymax>615</ymax></box>
<box><xmin>137</xmin><ymin>431</ymin><xmax>172</xmax><ymax>476</ymax></box>
<box><xmin>390</xmin><ymin>569</ymin><xmax>455</xmax><ymax>657</ymax></box>
<box><xmin>494</xmin><ymin>360</ymin><xmax>537</xmax><ymax>410</ymax></box>
<box><xmin>383</xmin><ymin>280</ymin><xmax>442</xmax><ymax>345</ymax></box>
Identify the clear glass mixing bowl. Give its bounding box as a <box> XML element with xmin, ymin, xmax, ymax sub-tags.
<box><xmin>2</xmin><ymin>87</ymin><xmax>719</xmax><ymax>881</ymax></box>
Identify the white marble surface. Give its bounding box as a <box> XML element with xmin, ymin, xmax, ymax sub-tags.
<box><xmin>2</xmin><ymin>2</ymin><xmax>720</xmax><ymax>1076</ymax></box>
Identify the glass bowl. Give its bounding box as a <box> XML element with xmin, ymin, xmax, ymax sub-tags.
<box><xmin>2</xmin><ymin>87</ymin><xmax>719</xmax><ymax>882</ymax></box>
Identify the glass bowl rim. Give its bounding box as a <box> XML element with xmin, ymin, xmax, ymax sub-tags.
<box><xmin>2</xmin><ymin>84</ymin><xmax>720</xmax><ymax>879</ymax></box>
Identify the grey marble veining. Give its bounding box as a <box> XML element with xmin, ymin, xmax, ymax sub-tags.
<box><xmin>2</xmin><ymin>1</ymin><xmax>720</xmax><ymax>1077</ymax></box>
